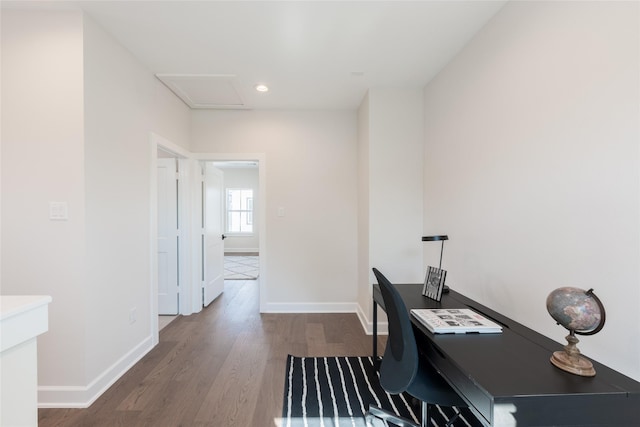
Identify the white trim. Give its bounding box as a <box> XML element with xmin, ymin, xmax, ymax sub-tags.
<box><xmin>150</xmin><ymin>133</ymin><xmax>194</xmax><ymax>346</ymax></box>
<box><xmin>177</xmin><ymin>157</ymin><xmax>197</xmax><ymax>315</ymax></box>
<box><xmin>150</xmin><ymin>134</ymin><xmax>202</xmax><ymax>335</ymax></box>
<box><xmin>155</xmin><ymin>74</ymin><xmax>247</xmax><ymax>110</ymax></box>
<box><xmin>194</xmin><ymin>152</ymin><xmax>267</xmax><ymax>313</ymax></box>
<box><xmin>150</xmin><ymin>146</ymin><xmax>269</xmax><ymax>313</ymax></box>
<box><xmin>223</xmin><ymin>248</ymin><xmax>259</xmax><ymax>254</ymax></box>
<box><xmin>149</xmin><ymin>136</ymin><xmax>160</xmax><ymax>346</ymax></box>
<box><xmin>38</xmin><ymin>336</ymin><xmax>154</xmax><ymax>408</ymax></box>
<box><xmin>262</xmin><ymin>302</ymin><xmax>359</xmax><ymax>313</ymax></box>
<box><xmin>356</xmin><ymin>303</ymin><xmax>371</xmax><ymax>334</ymax></box>
<box><xmin>152</xmin><ymin>132</ymin><xmax>192</xmax><ymax>159</ymax></box>
<box><xmin>192</xmin><ymin>152</ymin><xmax>265</xmax><ymax>162</ymax></box>
<box><xmin>187</xmin><ymin>158</ymin><xmax>205</xmax><ymax>314</ymax></box>
<box><xmin>356</xmin><ymin>303</ymin><xmax>388</xmax><ymax>335</ymax></box>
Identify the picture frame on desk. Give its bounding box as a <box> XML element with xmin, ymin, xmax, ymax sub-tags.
<box><xmin>422</xmin><ymin>266</ymin><xmax>446</xmax><ymax>301</ymax></box>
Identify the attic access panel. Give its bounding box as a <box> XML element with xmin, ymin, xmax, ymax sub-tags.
<box><xmin>156</xmin><ymin>74</ymin><xmax>246</xmax><ymax>109</ymax></box>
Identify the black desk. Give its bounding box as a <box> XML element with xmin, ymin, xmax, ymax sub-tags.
<box><xmin>372</xmin><ymin>284</ymin><xmax>640</xmax><ymax>427</ymax></box>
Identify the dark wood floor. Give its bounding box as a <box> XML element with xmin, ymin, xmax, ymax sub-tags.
<box><xmin>39</xmin><ymin>280</ymin><xmax>385</xmax><ymax>427</ymax></box>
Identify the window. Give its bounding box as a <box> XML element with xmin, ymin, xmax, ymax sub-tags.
<box><xmin>226</xmin><ymin>189</ymin><xmax>253</xmax><ymax>233</ymax></box>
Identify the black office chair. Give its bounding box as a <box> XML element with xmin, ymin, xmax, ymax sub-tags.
<box><xmin>368</xmin><ymin>268</ymin><xmax>467</xmax><ymax>427</ymax></box>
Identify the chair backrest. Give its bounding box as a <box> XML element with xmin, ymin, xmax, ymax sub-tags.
<box><xmin>372</xmin><ymin>268</ymin><xmax>419</xmax><ymax>394</ymax></box>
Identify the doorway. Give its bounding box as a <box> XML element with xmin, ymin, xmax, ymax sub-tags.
<box><xmin>150</xmin><ymin>136</ymin><xmax>268</xmax><ymax>345</ymax></box>
<box><xmin>150</xmin><ymin>134</ymin><xmax>197</xmax><ymax>345</ymax></box>
<box><xmin>198</xmin><ymin>154</ymin><xmax>266</xmax><ymax>313</ymax></box>
<box><xmin>212</xmin><ymin>161</ymin><xmax>260</xmax><ymax>282</ymax></box>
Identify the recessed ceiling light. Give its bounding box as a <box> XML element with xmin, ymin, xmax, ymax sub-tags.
<box><xmin>255</xmin><ymin>84</ymin><xmax>269</xmax><ymax>92</ymax></box>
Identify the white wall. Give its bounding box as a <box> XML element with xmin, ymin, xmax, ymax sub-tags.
<box><xmin>368</xmin><ymin>89</ymin><xmax>424</xmax><ymax>283</ymax></box>
<box><xmin>1</xmin><ymin>8</ymin><xmax>87</xmax><ymax>387</ymax></box>
<box><xmin>82</xmin><ymin>14</ymin><xmax>190</xmax><ymax>393</ymax></box>
<box><xmin>357</xmin><ymin>88</ymin><xmax>424</xmax><ymax>332</ymax></box>
<box><xmin>191</xmin><ymin>110</ymin><xmax>358</xmax><ymax>310</ymax></box>
<box><xmin>423</xmin><ymin>1</ymin><xmax>640</xmax><ymax>380</ymax></box>
<box><xmin>1</xmin><ymin>9</ymin><xmax>191</xmax><ymax>406</ymax></box>
<box><xmin>217</xmin><ymin>166</ymin><xmax>260</xmax><ymax>253</ymax></box>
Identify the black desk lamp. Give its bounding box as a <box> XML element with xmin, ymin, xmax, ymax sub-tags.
<box><xmin>422</xmin><ymin>235</ymin><xmax>449</xmax><ymax>293</ymax></box>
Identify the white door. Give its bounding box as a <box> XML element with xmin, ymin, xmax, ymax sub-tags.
<box><xmin>157</xmin><ymin>158</ymin><xmax>179</xmax><ymax>314</ymax></box>
<box><xmin>203</xmin><ymin>163</ymin><xmax>225</xmax><ymax>306</ymax></box>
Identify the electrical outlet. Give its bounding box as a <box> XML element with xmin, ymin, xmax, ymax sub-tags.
<box><xmin>129</xmin><ymin>307</ymin><xmax>137</xmax><ymax>324</ymax></box>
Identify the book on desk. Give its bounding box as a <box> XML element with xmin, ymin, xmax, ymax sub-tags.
<box><xmin>411</xmin><ymin>308</ymin><xmax>503</xmax><ymax>334</ymax></box>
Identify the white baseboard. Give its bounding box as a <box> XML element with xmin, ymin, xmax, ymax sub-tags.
<box><xmin>356</xmin><ymin>304</ymin><xmax>388</xmax><ymax>335</ymax></box>
<box><xmin>262</xmin><ymin>302</ymin><xmax>389</xmax><ymax>334</ymax></box>
<box><xmin>262</xmin><ymin>302</ymin><xmax>358</xmax><ymax>313</ymax></box>
<box><xmin>37</xmin><ymin>305</ymin><xmax>383</xmax><ymax>408</ymax></box>
<box><xmin>38</xmin><ymin>335</ymin><xmax>154</xmax><ymax>408</ymax></box>
<box><xmin>224</xmin><ymin>248</ymin><xmax>259</xmax><ymax>254</ymax></box>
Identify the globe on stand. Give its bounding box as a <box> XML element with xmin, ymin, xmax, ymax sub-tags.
<box><xmin>546</xmin><ymin>287</ymin><xmax>605</xmax><ymax>377</ymax></box>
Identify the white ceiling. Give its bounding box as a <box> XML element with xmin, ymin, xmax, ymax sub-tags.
<box><xmin>3</xmin><ymin>1</ymin><xmax>507</xmax><ymax>110</ymax></box>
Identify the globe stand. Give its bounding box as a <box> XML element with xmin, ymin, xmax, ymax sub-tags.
<box><xmin>550</xmin><ymin>330</ymin><xmax>596</xmax><ymax>377</ymax></box>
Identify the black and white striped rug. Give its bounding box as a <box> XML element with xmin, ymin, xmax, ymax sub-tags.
<box><xmin>282</xmin><ymin>355</ymin><xmax>482</xmax><ymax>427</ymax></box>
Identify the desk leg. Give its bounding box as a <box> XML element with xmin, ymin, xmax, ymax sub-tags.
<box><xmin>373</xmin><ymin>299</ymin><xmax>379</xmax><ymax>369</ymax></box>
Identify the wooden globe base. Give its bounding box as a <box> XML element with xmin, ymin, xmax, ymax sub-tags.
<box><xmin>550</xmin><ymin>333</ymin><xmax>596</xmax><ymax>377</ymax></box>
<box><xmin>551</xmin><ymin>351</ymin><xmax>596</xmax><ymax>377</ymax></box>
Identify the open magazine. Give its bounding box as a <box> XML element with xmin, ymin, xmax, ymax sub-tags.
<box><xmin>411</xmin><ymin>308</ymin><xmax>503</xmax><ymax>334</ymax></box>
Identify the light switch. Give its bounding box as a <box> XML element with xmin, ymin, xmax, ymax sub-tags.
<box><xmin>277</xmin><ymin>207</ymin><xmax>285</xmax><ymax>217</ymax></box>
<box><xmin>49</xmin><ymin>202</ymin><xmax>68</xmax><ymax>220</ymax></box>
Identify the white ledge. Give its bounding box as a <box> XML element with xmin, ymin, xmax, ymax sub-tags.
<box><xmin>1</xmin><ymin>295</ymin><xmax>52</xmax><ymax>352</ymax></box>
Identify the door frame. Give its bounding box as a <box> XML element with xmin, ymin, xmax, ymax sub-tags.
<box><xmin>150</xmin><ymin>133</ymin><xmax>197</xmax><ymax>345</ymax></box>
<box><xmin>156</xmin><ymin>157</ymin><xmax>180</xmax><ymax>315</ymax></box>
<box><xmin>195</xmin><ymin>152</ymin><xmax>267</xmax><ymax>313</ymax></box>
<box><xmin>150</xmin><ymin>135</ymin><xmax>268</xmax><ymax>345</ymax></box>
